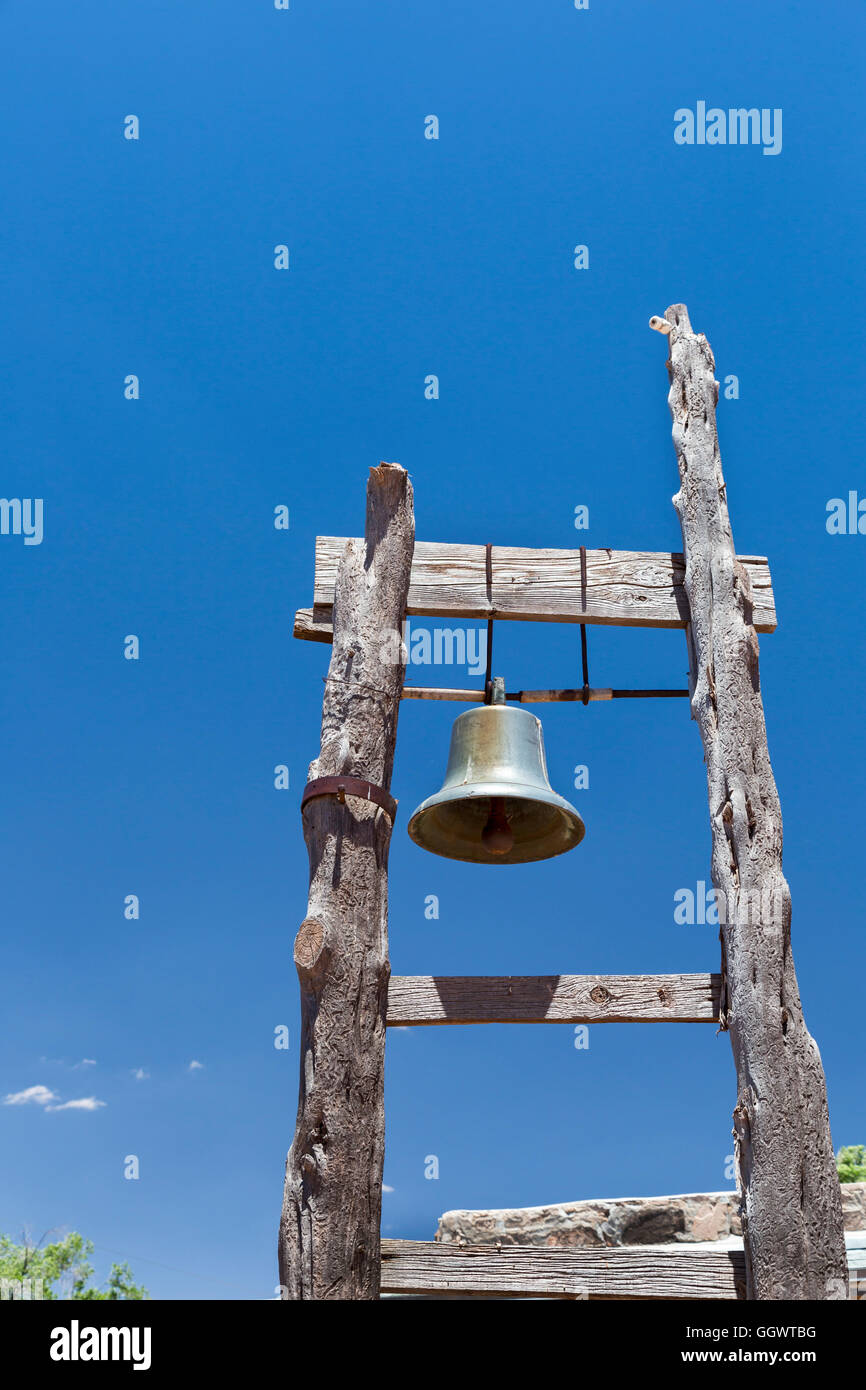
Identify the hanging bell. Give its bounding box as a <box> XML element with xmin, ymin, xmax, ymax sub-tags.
<box><xmin>407</xmin><ymin>689</ymin><xmax>585</xmax><ymax>865</ymax></box>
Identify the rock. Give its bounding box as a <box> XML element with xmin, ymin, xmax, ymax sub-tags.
<box><xmin>842</xmin><ymin>1183</ymin><xmax>866</xmax><ymax>1231</ymax></box>
<box><xmin>436</xmin><ymin>1183</ymin><xmax>866</xmax><ymax>1248</ymax></box>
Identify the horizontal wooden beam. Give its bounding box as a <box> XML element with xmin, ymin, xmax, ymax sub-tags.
<box><xmin>386</xmin><ymin>974</ymin><xmax>722</xmax><ymax>1026</ymax></box>
<box><xmin>296</xmin><ymin>539</ymin><xmax>776</xmax><ymax>642</ymax></box>
<box><xmin>400</xmin><ymin>685</ymin><xmax>487</xmax><ymax>702</ymax></box>
<box><xmin>380</xmin><ymin>1240</ymin><xmax>745</xmax><ymax>1299</ymax></box>
<box><xmin>294</xmin><ymin>606</ymin><xmax>334</xmax><ymax>643</ymax></box>
<box><xmin>399</xmin><ymin>686</ymin><xmax>615</xmax><ymax>703</ymax></box>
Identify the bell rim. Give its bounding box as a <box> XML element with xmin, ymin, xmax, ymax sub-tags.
<box><xmin>407</xmin><ymin>784</ymin><xmax>586</xmax><ymax>863</ymax></box>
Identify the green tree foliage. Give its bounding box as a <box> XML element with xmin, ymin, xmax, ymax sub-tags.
<box><xmin>0</xmin><ymin>1231</ymin><xmax>148</xmax><ymax>1300</ymax></box>
<box><xmin>836</xmin><ymin>1145</ymin><xmax>866</xmax><ymax>1184</ymax></box>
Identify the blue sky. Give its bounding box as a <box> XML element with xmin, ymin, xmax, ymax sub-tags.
<box><xmin>1</xmin><ymin>1</ymin><xmax>864</xmax><ymax>1299</ymax></box>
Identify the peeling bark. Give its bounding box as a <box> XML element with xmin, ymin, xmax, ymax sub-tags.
<box><xmin>664</xmin><ymin>305</ymin><xmax>846</xmax><ymax>1299</ymax></box>
<box><xmin>278</xmin><ymin>463</ymin><xmax>414</xmax><ymax>1299</ymax></box>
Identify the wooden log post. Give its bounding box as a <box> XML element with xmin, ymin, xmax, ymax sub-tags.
<box><xmin>278</xmin><ymin>462</ymin><xmax>414</xmax><ymax>1299</ymax></box>
<box><xmin>662</xmin><ymin>304</ymin><xmax>847</xmax><ymax>1299</ymax></box>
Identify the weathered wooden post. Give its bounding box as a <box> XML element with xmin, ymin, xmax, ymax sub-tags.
<box><xmin>661</xmin><ymin>304</ymin><xmax>847</xmax><ymax>1299</ymax></box>
<box><xmin>278</xmin><ymin>462</ymin><xmax>414</xmax><ymax>1300</ymax></box>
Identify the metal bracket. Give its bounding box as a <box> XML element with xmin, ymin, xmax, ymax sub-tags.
<box><xmin>301</xmin><ymin>776</ymin><xmax>398</xmax><ymax>824</ymax></box>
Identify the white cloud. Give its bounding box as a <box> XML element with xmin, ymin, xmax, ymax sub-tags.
<box><xmin>3</xmin><ymin>1084</ymin><xmax>58</xmax><ymax>1107</ymax></box>
<box><xmin>188</xmin><ymin>1060</ymin><xmax>204</xmax><ymax>1072</ymax></box>
<box><xmin>131</xmin><ymin>1068</ymin><xmax>150</xmax><ymax>1081</ymax></box>
<box><xmin>382</xmin><ymin>1184</ymin><xmax>395</xmax><ymax>1194</ymax></box>
<box><xmin>45</xmin><ymin>1097</ymin><xmax>107</xmax><ymax>1113</ymax></box>
<box><xmin>74</xmin><ymin>1059</ymin><xmax>97</xmax><ymax>1069</ymax></box>
<box><xmin>4</xmin><ymin>1084</ymin><xmax>106</xmax><ymax>1113</ymax></box>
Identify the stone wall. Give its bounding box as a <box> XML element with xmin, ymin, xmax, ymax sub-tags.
<box><xmin>436</xmin><ymin>1183</ymin><xmax>866</xmax><ymax>1248</ymax></box>
<box><xmin>842</xmin><ymin>1182</ymin><xmax>866</xmax><ymax>1231</ymax></box>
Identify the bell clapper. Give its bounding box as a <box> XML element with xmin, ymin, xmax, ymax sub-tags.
<box><xmin>481</xmin><ymin>796</ymin><xmax>514</xmax><ymax>857</ymax></box>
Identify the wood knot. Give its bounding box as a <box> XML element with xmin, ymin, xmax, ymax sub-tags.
<box><xmin>657</xmin><ymin>987</ymin><xmax>671</xmax><ymax>1007</ymax></box>
<box><xmin>294</xmin><ymin>917</ymin><xmax>327</xmax><ymax>971</ymax></box>
<box><xmin>589</xmin><ymin>985</ymin><xmax>611</xmax><ymax>1005</ymax></box>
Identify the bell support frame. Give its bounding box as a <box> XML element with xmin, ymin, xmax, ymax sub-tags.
<box><xmin>283</xmin><ymin>307</ymin><xmax>847</xmax><ymax>1302</ymax></box>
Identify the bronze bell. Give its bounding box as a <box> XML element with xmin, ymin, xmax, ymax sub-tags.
<box><xmin>408</xmin><ymin>687</ymin><xmax>585</xmax><ymax>865</ymax></box>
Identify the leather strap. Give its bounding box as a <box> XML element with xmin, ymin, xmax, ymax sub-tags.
<box><xmin>301</xmin><ymin>776</ymin><xmax>398</xmax><ymax>824</ymax></box>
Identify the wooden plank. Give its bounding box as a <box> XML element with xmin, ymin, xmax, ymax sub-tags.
<box><xmin>399</xmin><ymin>687</ymin><xmax>690</xmax><ymax>703</ymax></box>
<box><xmin>297</xmin><ymin>539</ymin><xmax>776</xmax><ymax>640</ymax></box>
<box><xmin>380</xmin><ymin>1240</ymin><xmax>745</xmax><ymax>1300</ymax></box>
<box><xmin>386</xmin><ymin>974</ymin><xmax>721</xmax><ymax>1026</ymax></box>
<box><xmin>399</xmin><ymin>686</ymin><xmax>617</xmax><ymax>703</ymax></box>
<box><xmin>293</xmin><ymin>607</ymin><xmax>334</xmax><ymax>643</ymax></box>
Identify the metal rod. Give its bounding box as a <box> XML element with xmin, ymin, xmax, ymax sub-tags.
<box><xmin>512</xmin><ymin>688</ymin><xmax>612</xmax><ymax>703</ymax></box>
<box><xmin>484</xmin><ymin>542</ymin><xmax>494</xmax><ymax>704</ymax></box>
<box><xmin>579</xmin><ymin>545</ymin><xmax>590</xmax><ymax>705</ymax></box>
<box><xmin>610</xmin><ymin>689</ymin><xmax>690</xmax><ymax>699</ymax></box>
<box><xmin>401</xmin><ymin>686</ymin><xmax>690</xmax><ymax>704</ymax></box>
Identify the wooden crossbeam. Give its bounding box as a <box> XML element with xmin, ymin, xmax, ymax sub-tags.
<box><xmin>295</xmin><ymin>539</ymin><xmax>776</xmax><ymax>642</ymax></box>
<box><xmin>380</xmin><ymin>1240</ymin><xmax>745</xmax><ymax>1299</ymax></box>
<box><xmin>386</xmin><ymin>974</ymin><xmax>722</xmax><ymax>1026</ymax></box>
<box><xmin>294</xmin><ymin>606</ymin><xmax>339</xmax><ymax>643</ymax></box>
